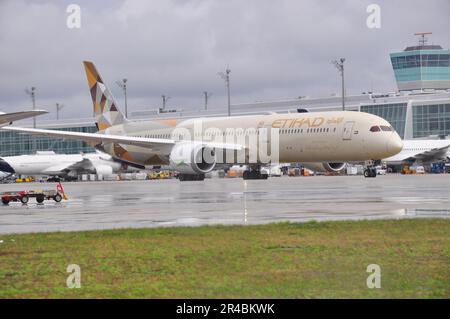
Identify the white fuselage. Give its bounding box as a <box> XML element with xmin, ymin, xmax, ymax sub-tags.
<box><xmin>102</xmin><ymin>111</ymin><xmax>403</xmax><ymax>166</ymax></box>
<box><xmin>383</xmin><ymin>139</ymin><xmax>450</xmax><ymax>165</ymax></box>
<box><xmin>0</xmin><ymin>153</ymin><xmax>122</xmax><ymax>176</ymax></box>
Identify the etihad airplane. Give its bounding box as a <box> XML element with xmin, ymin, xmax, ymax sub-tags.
<box><xmin>383</xmin><ymin>139</ymin><xmax>450</xmax><ymax>166</ymax></box>
<box><xmin>0</xmin><ymin>151</ymin><xmax>127</xmax><ymax>179</ymax></box>
<box><xmin>0</xmin><ymin>110</ymin><xmax>47</xmax><ymax>126</ymax></box>
<box><xmin>1</xmin><ymin>61</ymin><xmax>403</xmax><ymax>180</ymax></box>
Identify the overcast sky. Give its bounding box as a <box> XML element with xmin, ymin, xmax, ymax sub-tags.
<box><xmin>1</xmin><ymin>0</ymin><xmax>449</xmax><ymax>121</ymax></box>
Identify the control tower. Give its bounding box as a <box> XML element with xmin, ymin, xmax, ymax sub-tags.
<box><xmin>390</xmin><ymin>33</ymin><xmax>450</xmax><ymax>91</ymax></box>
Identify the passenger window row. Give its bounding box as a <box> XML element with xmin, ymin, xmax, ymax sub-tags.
<box><xmin>133</xmin><ymin>126</ymin><xmax>339</xmax><ymax>139</ymax></box>
<box><xmin>279</xmin><ymin>127</ymin><xmax>335</xmax><ymax>134</ymax></box>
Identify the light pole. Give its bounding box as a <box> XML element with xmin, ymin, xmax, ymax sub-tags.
<box><xmin>332</xmin><ymin>58</ymin><xmax>346</xmax><ymax>111</ymax></box>
<box><xmin>203</xmin><ymin>91</ymin><xmax>212</xmax><ymax>111</ymax></box>
<box><xmin>218</xmin><ymin>68</ymin><xmax>231</xmax><ymax>116</ymax></box>
<box><xmin>25</xmin><ymin>87</ymin><xmax>36</xmax><ymax>128</ymax></box>
<box><xmin>56</xmin><ymin>103</ymin><xmax>65</xmax><ymax>120</ymax></box>
<box><xmin>115</xmin><ymin>78</ymin><xmax>128</xmax><ymax>118</ymax></box>
<box><xmin>25</xmin><ymin>87</ymin><xmax>37</xmax><ymax>152</ymax></box>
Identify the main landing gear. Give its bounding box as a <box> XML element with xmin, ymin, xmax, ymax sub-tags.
<box><xmin>363</xmin><ymin>160</ymin><xmax>380</xmax><ymax>178</ymax></box>
<box><xmin>178</xmin><ymin>173</ymin><xmax>205</xmax><ymax>181</ymax></box>
<box><xmin>243</xmin><ymin>166</ymin><xmax>269</xmax><ymax>180</ymax></box>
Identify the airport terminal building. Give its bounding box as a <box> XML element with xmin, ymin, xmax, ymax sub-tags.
<box><xmin>1</xmin><ymin>36</ymin><xmax>449</xmax><ymax>157</ymax></box>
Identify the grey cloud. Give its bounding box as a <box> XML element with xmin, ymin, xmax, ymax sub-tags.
<box><xmin>0</xmin><ymin>0</ymin><xmax>449</xmax><ymax>119</ymax></box>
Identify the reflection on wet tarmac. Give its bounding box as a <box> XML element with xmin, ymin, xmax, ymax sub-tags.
<box><xmin>0</xmin><ymin>175</ymin><xmax>449</xmax><ymax>234</ymax></box>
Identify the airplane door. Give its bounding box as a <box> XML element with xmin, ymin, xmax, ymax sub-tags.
<box><xmin>258</xmin><ymin>125</ymin><xmax>272</xmax><ymax>163</ymax></box>
<box><xmin>342</xmin><ymin>121</ymin><xmax>354</xmax><ymax>140</ymax></box>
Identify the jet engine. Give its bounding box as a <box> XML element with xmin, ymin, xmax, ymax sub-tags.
<box><xmin>302</xmin><ymin>162</ymin><xmax>346</xmax><ymax>173</ymax></box>
<box><xmin>169</xmin><ymin>143</ymin><xmax>216</xmax><ymax>174</ymax></box>
<box><xmin>94</xmin><ymin>164</ymin><xmax>114</xmax><ymax>175</ymax></box>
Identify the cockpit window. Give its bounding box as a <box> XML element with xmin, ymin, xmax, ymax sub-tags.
<box><xmin>370</xmin><ymin>126</ymin><xmax>381</xmax><ymax>132</ymax></box>
<box><xmin>380</xmin><ymin>125</ymin><xmax>393</xmax><ymax>132</ymax></box>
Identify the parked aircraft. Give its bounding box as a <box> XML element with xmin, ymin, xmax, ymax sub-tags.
<box><xmin>0</xmin><ymin>151</ymin><xmax>126</xmax><ymax>180</ymax></box>
<box><xmin>1</xmin><ymin>61</ymin><xmax>403</xmax><ymax>180</ymax></box>
<box><xmin>0</xmin><ymin>109</ymin><xmax>47</xmax><ymax>180</ymax></box>
<box><xmin>383</xmin><ymin>139</ymin><xmax>450</xmax><ymax>165</ymax></box>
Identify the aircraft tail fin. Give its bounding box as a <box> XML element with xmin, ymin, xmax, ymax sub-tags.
<box><xmin>83</xmin><ymin>61</ymin><xmax>127</xmax><ymax>131</ymax></box>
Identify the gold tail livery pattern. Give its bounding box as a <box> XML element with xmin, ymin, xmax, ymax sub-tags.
<box><xmin>83</xmin><ymin>61</ymin><xmax>126</xmax><ymax>131</ymax></box>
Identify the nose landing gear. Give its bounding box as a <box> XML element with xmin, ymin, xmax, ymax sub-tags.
<box><xmin>178</xmin><ymin>173</ymin><xmax>205</xmax><ymax>181</ymax></box>
<box><xmin>364</xmin><ymin>167</ymin><xmax>377</xmax><ymax>178</ymax></box>
<box><xmin>364</xmin><ymin>160</ymin><xmax>380</xmax><ymax>178</ymax></box>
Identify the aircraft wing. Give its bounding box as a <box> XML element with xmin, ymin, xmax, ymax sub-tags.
<box><xmin>403</xmin><ymin>144</ymin><xmax>450</xmax><ymax>163</ymax></box>
<box><xmin>65</xmin><ymin>158</ymin><xmax>96</xmax><ymax>172</ymax></box>
<box><xmin>2</xmin><ymin>126</ymin><xmax>175</xmax><ymax>149</ymax></box>
<box><xmin>1</xmin><ymin>126</ymin><xmax>243</xmax><ymax>151</ymax></box>
<box><xmin>0</xmin><ymin>110</ymin><xmax>48</xmax><ymax>126</ymax></box>
<box><xmin>41</xmin><ymin>164</ymin><xmax>76</xmax><ymax>174</ymax></box>
<box><xmin>41</xmin><ymin>158</ymin><xmax>98</xmax><ymax>175</ymax></box>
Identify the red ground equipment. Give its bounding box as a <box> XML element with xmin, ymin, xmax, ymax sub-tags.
<box><xmin>1</xmin><ymin>182</ymin><xmax>68</xmax><ymax>205</ymax></box>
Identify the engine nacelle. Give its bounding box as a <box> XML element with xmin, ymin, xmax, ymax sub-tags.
<box><xmin>94</xmin><ymin>164</ymin><xmax>114</xmax><ymax>175</ymax></box>
<box><xmin>302</xmin><ymin>162</ymin><xmax>346</xmax><ymax>173</ymax></box>
<box><xmin>169</xmin><ymin>143</ymin><xmax>216</xmax><ymax>174</ymax></box>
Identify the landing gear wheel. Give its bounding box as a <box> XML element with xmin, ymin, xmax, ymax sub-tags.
<box><xmin>2</xmin><ymin>198</ymin><xmax>9</xmax><ymax>205</ymax></box>
<box><xmin>36</xmin><ymin>195</ymin><xmax>45</xmax><ymax>204</ymax></box>
<box><xmin>178</xmin><ymin>174</ymin><xmax>205</xmax><ymax>181</ymax></box>
<box><xmin>20</xmin><ymin>195</ymin><xmax>29</xmax><ymax>204</ymax></box>
<box><xmin>364</xmin><ymin>167</ymin><xmax>377</xmax><ymax>178</ymax></box>
<box><xmin>243</xmin><ymin>169</ymin><xmax>269</xmax><ymax>180</ymax></box>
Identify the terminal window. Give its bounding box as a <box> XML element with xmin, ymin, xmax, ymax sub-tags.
<box><xmin>360</xmin><ymin>103</ymin><xmax>407</xmax><ymax>139</ymax></box>
<box><xmin>391</xmin><ymin>54</ymin><xmax>450</xmax><ymax>69</ymax></box>
<box><xmin>0</xmin><ymin>126</ymin><xmax>97</xmax><ymax>157</ymax></box>
<box><xmin>413</xmin><ymin>103</ymin><xmax>450</xmax><ymax>138</ymax></box>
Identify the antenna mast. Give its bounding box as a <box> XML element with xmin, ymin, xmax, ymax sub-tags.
<box><xmin>414</xmin><ymin>32</ymin><xmax>432</xmax><ymax>46</ymax></box>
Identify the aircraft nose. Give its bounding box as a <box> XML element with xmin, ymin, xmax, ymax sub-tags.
<box><xmin>386</xmin><ymin>133</ymin><xmax>403</xmax><ymax>156</ymax></box>
<box><xmin>0</xmin><ymin>158</ymin><xmax>15</xmax><ymax>174</ymax></box>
